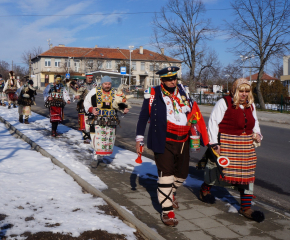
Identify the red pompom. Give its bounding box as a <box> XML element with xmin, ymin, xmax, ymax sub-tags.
<box><xmin>167</xmin><ymin>211</ymin><xmax>175</xmax><ymax>219</ymax></box>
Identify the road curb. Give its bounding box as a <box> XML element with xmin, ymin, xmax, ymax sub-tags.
<box><xmin>0</xmin><ymin>116</ymin><xmax>166</xmax><ymax>240</ymax></box>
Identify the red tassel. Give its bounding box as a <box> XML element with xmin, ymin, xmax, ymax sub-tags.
<box><xmin>135</xmin><ymin>153</ymin><xmax>142</xmax><ymax>164</ymax></box>
<box><xmin>135</xmin><ymin>142</ymin><xmax>144</xmax><ymax>164</ymax></box>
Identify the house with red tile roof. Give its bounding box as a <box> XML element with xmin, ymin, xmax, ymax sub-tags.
<box><xmin>31</xmin><ymin>45</ymin><xmax>182</xmax><ymax>89</ymax></box>
<box><xmin>245</xmin><ymin>72</ymin><xmax>280</xmax><ymax>84</ymax></box>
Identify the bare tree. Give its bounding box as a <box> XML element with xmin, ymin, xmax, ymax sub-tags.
<box><xmin>226</xmin><ymin>0</ymin><xmax>290</xmax><ymax>109</ymax></box>
<box><xmin>21</xmin><ymin>46</ymin><xmax>43</xmax><ymax>67</ymax></box>
<box><xmin>83</xmin><ymin>58</ymin><xmax>104</xmax><ymax>72</ymax></box>
<box><xmin>195</xmin><ymin>49</ymin><xmax>221</xmax><ymax>84</ymax></box>
<box><xmin>152</xmin><ymin>0</ymin><xmax>217</xmax><ymax>92</ymax></box>
<box><xmin>0</xmin><ymin>61</ymin><xmax>10</xmax><ymax>80</ymax></box>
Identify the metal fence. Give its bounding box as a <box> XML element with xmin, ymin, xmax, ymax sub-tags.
<box><xmin>191</xmin><ymin>92</ymin><xmax>290</xmax><ymax>113</ymax></box>
<box><xmin>130</xmin><ymin>90</ymin><xmax>290</xmax><ymax>113</ymax></box>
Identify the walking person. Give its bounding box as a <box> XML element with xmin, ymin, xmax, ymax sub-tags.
<box><xmin>68</xmin><ymin>73</ymin><xmax>98</xmax><ymax>144</ymax></box>
<box><xmin>0</xmin><ymin>74</ymin><xmax>7</xmax><ymax>106</ymax></box>
<box><xmin>43</xmin><ymin>75</ymin><xmax>71</xmax><ymax>137</ymax></box>
<box><xmin>17</xmin><ymin>79</ymin><xmax>37</xmax><ymax>124</ymax></box>
<box><xmin>84</xmin><ymin>76</ymin><xmax>129</xmax><ymax>167</ymax></box>
<box><xmin>3</xmin><ymin>71</ymin><xmax>20</xmax><ymax>109</ymax></box>
<box><xmin>136</xmin><ymin>66</ymin><xmax>198</xmax><ymax>227</ymax></box>
<box><xmin>199</xmin><ymin>78</ymin><xmax>265</xmax><ymax>222</ymax></box>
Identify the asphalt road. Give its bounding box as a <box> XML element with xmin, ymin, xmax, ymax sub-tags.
<box><xmin>32</xmin><ymin>93</ymin><xmax>290</xmax><ymax>212</ymax></box>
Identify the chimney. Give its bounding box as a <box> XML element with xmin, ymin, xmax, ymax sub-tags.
<box><xmin>139</xmin><ymin>46</ymin><xmax>143</xmax><ymax>55</ymax></box>
<box><xmin>58</xmin><ymin>44</ymin><xmax>65</xmax><ymax>47</ymax></box>
<box><xmin>161</xmin><ymin>48</ymin><xmax>164</xmax><ymax>55</ymax></box>
<box><xmin>49</xmin><ymin>44</ymin><xmax>53</xmax><ymax>49</ymax></box>
<box><xmin>94</xmin><ymin>45</ymin><xmax>98</xmax><ymax>48</ymax></box>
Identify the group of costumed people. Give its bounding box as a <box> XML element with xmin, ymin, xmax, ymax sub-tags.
<box><xmin>44</xmin><ymin>73</ymin><xmax>130</xmax><ymax>168</ymax></box>
<box><xmin>1</xmin><ymin>66</ymin><xmax>264</xmax><ymax>227</ymax></box>
<box><xmin>0</xmin><ymin>71</ymin><xmax>37</xmax><ymax>124</ymax></box>
<box><xmin>136</xmin><ymin>66</ymin><xmax>264</xmax><ymax>227</ymax></box>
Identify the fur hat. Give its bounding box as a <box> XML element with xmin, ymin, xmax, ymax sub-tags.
<box><xmin>9</xmin><ymin>71</ymin><xmax>15</xmax><ymax>78</ymax></box>
<box><xmin>28</xmin><ymin>80</ymin><xmax>34</xmax><ymax>85</ymax></box>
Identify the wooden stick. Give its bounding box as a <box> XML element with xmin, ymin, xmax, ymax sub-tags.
<box><xmin>180</xmin><ymin>142</ymin><xmax>185</xmax><ymax>154</ymax></box>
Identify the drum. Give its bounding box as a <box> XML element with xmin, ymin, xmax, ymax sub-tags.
<box><xmin>78</xmin><ymin>113</ymin><xmax>86</xmax><ymax>130</ymax></box>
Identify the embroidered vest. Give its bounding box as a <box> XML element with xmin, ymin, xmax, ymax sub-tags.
<box><xmin>219</xmin><ymin>95</ymin><xmax>255</xmax><ymax>135</ymax></box>
<box><xmin>95</xmin><ymin>87</ymin><xmax>116</xmax><ymax>117</ymax></box>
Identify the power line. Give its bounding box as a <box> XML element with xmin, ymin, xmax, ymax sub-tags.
<box><xmin>0</xmin><ymin>8</ymin><xmax>232</xmax><ymax>18</ymax></box>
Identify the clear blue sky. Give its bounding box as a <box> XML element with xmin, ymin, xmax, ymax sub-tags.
<box><xmin>0</xmin><ymin>0</ymin><xmax>275</xmax><ymax>75</ymax></box>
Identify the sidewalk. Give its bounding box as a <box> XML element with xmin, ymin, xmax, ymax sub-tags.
<box><xmin>128</xmin><ymin>98</ymin><xmax>290</xmax><ymax>125</ymax></box>
<box><xmin>0</xmin><ymin>106</ymin><xmax>290</xmax><ymax>240</ymax></box>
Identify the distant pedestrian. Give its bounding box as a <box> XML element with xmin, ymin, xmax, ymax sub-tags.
<box><xmin>67</xmin><ymin>73</ymin><xmax>98</xmax><ymax>144</ymax></box>
<box><xmin>0</xmin><ymin>74</ymin><xmax>7</xmax><ymax>106</ymax></box>
<box><xmin>43</xmin><ymin>75</ymin><xmax>71</xmax><ymax>137</ymax></box>
<box><xmin>3</xmin><ymin>71</ymin><xmax>20</xmax><ymax>109</ymax></box>
<box><xmin>199</xmin><ymin>78</ymin><xmax>264</xmax><ymax>222</ymax></box>
<box><xmin>17</xmin><ymin>79</ymin><xmax>37</xmax><ymax>124</ymax></box>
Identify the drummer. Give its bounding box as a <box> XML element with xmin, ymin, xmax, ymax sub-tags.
<box><xmin>74</xmin><ymin>73</ymin><xmax>98</xmax><ymax>144</ymax></box>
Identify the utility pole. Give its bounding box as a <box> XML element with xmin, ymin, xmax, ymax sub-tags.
<box><xmin>12</xmin><ymin>60</ymin><xmax>13</xmax><ymax>71</ymax></box>
<box><xmin>128</xmin><ymin>45</ymin><xmax>134</xmax><ymax>89</ymax></box>
<box><xmin>29</xmin><ymin>54</ymin><xmax>32</xmax><ymax>78</ymax></box>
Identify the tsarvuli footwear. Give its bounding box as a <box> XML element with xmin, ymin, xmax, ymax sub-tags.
<box><xmin>239</xmin><ymin>208</ymin><xmax>265</xmax><ymax>223</ymax></box>
<box><xmin>161</xmin><ymin>211</ymin><xmax>178</xmax><ymax>227</ymax></box>
<box><xmin>8</xmin><ymin>105</ymin><xmax>11</xmax><ymax>109</ymax></box>
<box><xmin>13</xmin><ymin>104</ymin><xmax>17</xmax><ymax>108</ymax></box>
<box><xmin>199</xmin><ymin>189</ymin><xmax>216</xmax><ymax>204</ymax></box>
<box><xmin>24</xmin><ymin>119</ymin><xmax>29</xmax><ymax>124</ymax></box>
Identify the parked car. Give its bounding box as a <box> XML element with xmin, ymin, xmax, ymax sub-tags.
<box><xmin>130</xmin><ymin>85</ymin><xmax>143</xmax><ymax>91</ymax></box>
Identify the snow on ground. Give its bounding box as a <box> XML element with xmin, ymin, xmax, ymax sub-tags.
<box><xmin>0</xmin><ymin>121</ymin><xmax>136</xmax><ymax>240</ymax></box>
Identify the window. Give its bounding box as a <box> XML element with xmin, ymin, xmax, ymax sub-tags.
<box><xmin>87</xmin><ymin>60</ymin><xmax>93</xmax><ymax>69</ymax></box>
<box><xmin>106</xmin><ymin>60</ymin><xmax>112</xmax><ymax>69</ymax></box>
<box><xmin>141</xmin><ymin>62</ymin><xmax>145</xmax><ymax>71</ymax></box>
<box><xmin>149</xmin><ymin>63</ymin><xmax>154</xmax><ymax>71</ymax></box>
<box><xmin>55</xmin><ymin>58</ymin><xmax>61</xmax><ymax>67</ymax></box>
<box><xmin>132</xmin><ymin>61</ymin><xmax>136</xmax><ymax>70</ymax></box>
<box><xmin>65</xmin><ymin>59</ymin><xmax>71</xmax><ymax>68</ymax></box>
<box><xmin>163</xmin><ymin>63</ymin><xmax>168</xmax><ymax>68</ymax></box>
<box><xmin>45</xmin><ymin>58</ymin><xmax>51</xmax><ymax>67</ymax></box>
<box><xmin>74</xmin><ymin>59</ymin><xmax>80</xmax><ymax>72</ymax></box>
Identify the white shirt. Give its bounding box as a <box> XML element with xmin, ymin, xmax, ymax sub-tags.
<box><xmin>3</xmin><ymin>80</ymin><xmax>20</xmax><ymax>92</ymax></box>
<box><xmin>208</xmin><ymin>98</ymin><xmax>261</xmax><ymax>144</ymax></box>
<box><xmin>84</xmin><ymin>88</ymin><xmax>96</xmax><ymax>113</ymax></box>
<box><xmin>162</xmin><ymin>92</ymin><xmax>188</xmax><ymax>126</ymax></box>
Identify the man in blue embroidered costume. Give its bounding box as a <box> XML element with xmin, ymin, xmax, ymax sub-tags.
<box><xmin>136</xmin><ymin>66</ymin><xmax>193</xmax><ymax>227</ymax></box>
<box><xmin>3</xmin><ymin>71</ymin><xmax>20</xmax><ymax>109</ymax></box>
<box><xmin>71</xmin><ymin>73</ymin><xmax>98</xmax><ymax>144</ymax></box>
<box><xmin>84</xmin><ymin>76</ymin><xmax>129</xmax><ymax>167</ymax></box>
<box><xmin>17</xmin><ymin>80</ymin><xmax>37</xmax><ymax>124</ymax></box>
<box><xmin>43</xmin><ymin>75</ymin><xmax>71</xmax><ymax>137</ymax></box>
<box><xmin>0</xmin><ymin>74</ymin><xmax>7</xmax><ymax>106</ymax></box>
